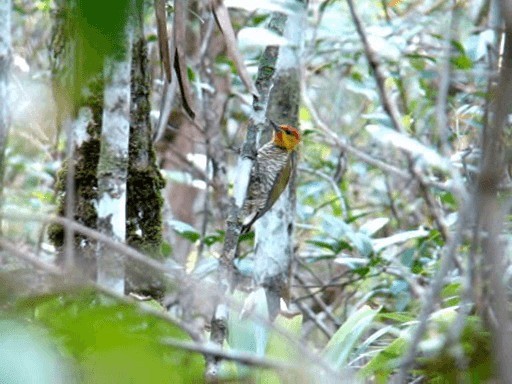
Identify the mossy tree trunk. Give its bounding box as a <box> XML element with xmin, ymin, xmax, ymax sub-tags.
<box><xmin>125</xmin><ymin>2</ymin><xmax>166</xmax><ymax>298</ymax></box>
<box><xmin>48</xmin><ymin>0</ymin><xmax>104</xmax><ymax>277</ymax></box>
<box><xmin>49</xmin><ymin>0</ymin><xmax>166</xmax><ymax>298</ymax></box>
<box><xmin>95</xmin><ymin>8</ymin><xmax>133</xmax><ymax>294</ymax></box>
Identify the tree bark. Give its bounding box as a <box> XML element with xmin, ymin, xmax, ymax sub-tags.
<box><xmin>253</xmin><ymin>0</ymin><xmax>306</xmax><ymax>319</ymax></box>
<box><xmin>125</xmin><ymin>1</ymin><xmax>166</xmax><ymax>298</ymax></box>
<box><xmin>96</xmin><ymin>21</ymin><xmax>133</xmax><ymax>293</ymax></box>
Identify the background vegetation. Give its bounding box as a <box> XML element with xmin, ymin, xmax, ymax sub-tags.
<box><xmin>0</xmin><ymin>0</ymin><xmax>510</xmax><ymax>382</ymax></box>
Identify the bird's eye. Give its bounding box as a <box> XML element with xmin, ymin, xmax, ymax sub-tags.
<box><xmin>284</xmin><ymin>130</ymin><xmax>292</xmax><ymax>135</ymax></box>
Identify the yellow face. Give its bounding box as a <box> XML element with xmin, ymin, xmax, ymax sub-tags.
<box><xmin>273</xmin><ymin>125</ymin><xmax>301</xmax><ymax>151</ymax></box>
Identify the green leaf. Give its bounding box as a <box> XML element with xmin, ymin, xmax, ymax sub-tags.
<box><xmin>377</xmin><ymin>312</ymin><xmax>416</xmax><ymax>324</ymax></box>
<box><xmin>259</xmin><ymin>314</ymin><xmax>304</xmax><ymax>384</ymax></box>
<box><xmin>451</xmin><ymin>55</ymin><xmax>473</xmax><ymax>70</ymax></box>
<box><xmin>17</xmin><ymin>289</ymin><xmax>204</xmax><ymax>384</ymax></box>
<box><xmin>322</xmin><ymin>305</ymin><xmax>379</xmax><ymax>370</ymax></box>
<box><xmin>160</xmin><ymin>241</ymin><xmax>172</xmax><ymax>257</ymax></box>
<box><xmin>167</xmin><ymin>220</ymin><xmax>200</xmax><ymax>242</ymax></box>
<box><xmin>305</xmin><ymin>239</ymin><xmax>338</xmax><ymax>253</ymax></box>
<box><xmin>359</xmin><ymin>337</ymin><xmax>407</xmax><ymax>381</ymax></box>
<box><xmin>227</xmin><ymin>289</ymin><xmax>269</xmax><ymax>378</ymax></box>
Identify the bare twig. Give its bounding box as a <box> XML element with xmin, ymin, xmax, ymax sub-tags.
<box><xmin>345</xmin><ymin>0</ymin><xmax>405</xmax><ymax>134</ymax></box>
<box><xmin>435</xmin><ymin>2</ymin><xmax>459</xmax><ymax>156</ymax></box>
<box><xmin>299</xmin><ymin>166</ymin><xmax>347</xmax><ymax>220</ymax></box>
<box><xmin>163</xmin><ymin>338</ymin><xmax>295</xmax><ymax>370</ymax></box>
<box><xmin>0</xmin><ymin>238</ymin><xmax>63</xmax><ymax>276</ymax></box>
<box><xmin>295</xmin><ymin>298</ymin><xmax>333</xmax><ymax>339</ymax></box>
<box><xmin>473</xmin><ymin>7</ymin><xmax>512</xmax><ymax>382</ymax></box>
<box><xmin>302</xmin><ymin>83</ymin><xmax>457</xmax><ymax>194</ymax></box>
<box><xmin>397</xmin><ymin>201</ymin><xmax>468</xmax><ymax>381</ymax></box>
<box><xmin>294</xmin><ymin>272</ymin><xmax>341</xmax><ymax>327</ymax></box>
<box><xmin>301</xmin><ymin>87</ymin><xmax>409</xmax><ymax>180</ymax></box>
<box><xmin>2</xmin><ymin>211</ymin><xmax>182</xmax><ymax>276</ymax></box>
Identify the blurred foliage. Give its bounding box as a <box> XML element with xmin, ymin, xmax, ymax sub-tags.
<box><xmin>9</xmin><ymin>288</ymin><xmax>204</xmax><ymax>384</ymax></box>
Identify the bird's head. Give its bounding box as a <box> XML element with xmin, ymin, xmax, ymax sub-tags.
<box><xmin>270</xmin><ymin>121</ymin><xmax>301</xmax><ymax>151</ymax></box>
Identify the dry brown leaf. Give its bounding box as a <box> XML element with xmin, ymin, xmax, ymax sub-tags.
<box><xmin>154</xmin><ymin>0</ymin><xmax>172</xmax><ymax>82</ymax></box>
<box><xmin>211</xmin><ymin>0</ymin><xmax>259</xmax><ymax>98</ymax></box>
<box><xmin>173</xmin><ymin>0</ymin><xmax>196</xmax><ymax>119</ymax></box>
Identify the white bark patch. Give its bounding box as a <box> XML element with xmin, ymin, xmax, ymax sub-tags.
<box><xmin>96</xmin><ymin>29</ymin><xmax>133</xmax><ymax>294</ymax></box>
<box><xmin>253</xmin><ymin>188</ymin><xmax>291</xmax><ymax>283</ymax></box>
<box><xmin>234</xmin><ymin>96</ymin><xmax>269</xmax><ymax>208</ymax></box>
<box><xmin>234</xmin><ymin>158</ymin><xmax>253</xmax><ymax>208</ymax></box>
<box><xmin>73</xmin><ymin>107</ymin><xmax>92</xmax><ymax>147</ymax></box>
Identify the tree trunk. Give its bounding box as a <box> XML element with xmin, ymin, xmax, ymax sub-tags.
<box><xmin>48</xmin><ymin>0</ymin><xmax>104</xmax><ymax>277</ymax></box>
<box><xmin>125</xmin><ymin>1</ymin><xmax>166</xmax><ymax>298</ymax></box>
<box><xmin>253</xmin><ymin>0</ymin><xmax>306</xmax><ymax>319</ymax></box>
<box><xmin>96</xmin><ymin>22</ymin><xmax>133</xmax><ymax>293</ymax></box>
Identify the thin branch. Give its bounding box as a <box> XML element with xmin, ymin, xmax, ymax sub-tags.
<box><xmin>301</xmin><ymin>86</ymin><xmax>409</xmax><ymax>179</ymax></box>
<box><xmin>302</xmin><ymin>83</ymin><xmax>457</xmax><ymax>194</ymax></box>
<box><xmin>299</xmin><ymin>166</ymin><xmax>347</xmax><ymax>220</ymax></box>
<box><xmin>2</xmin><ymin>211</ymin><xmax>182</xmax><ymax>277</ymax></box>
<box><xmin>0</xmin><ymin>238</ymin><xmax>63</xmax><ymax>276</ymax></box>
<box><xmin>345</xmin><ymin>0</ymin><xmax>405</xmax><ymax>133</ymax></box>
<box><xmin>163</xmin><ymin>338</ymin><xmax>295</xmax><ymax>370</ymax></box>
<box><xmin>397</xmin><ymin>200</ymin><xmax>469</xmax><ymax>381</ymax></box>
<box><xmin>207</xmin><ymin>11</ymin><xmax>285</xmax><ymax>380</ymax></box>
<box><xmin>0</xmin><ymin>237</ymin><xmax>201</xmax><ymax>340</ymax></box>
<box><xmin>295</xmin><ymin>298</ymin><xmax>333</xmax><ymax>339</ymax></box>
<box><xmin>435</xmin><ymin>3</ymin><xmax>459</xmax><ymax>156</ymax></box>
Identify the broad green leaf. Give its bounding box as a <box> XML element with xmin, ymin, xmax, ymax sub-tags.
<box><xmin>0</xmin><ymin>320</ymin><xmax>71</xmax><ymax>384</ymax></box>
<box><xmin>16</xmin><ymin>289</ymin><xmax>204</xmax><ymax>384</ymax></box>
<box><xmin>322</xmin><ymin>305</ymin><xmax>379</xmax><ymax>370</ymax></box>
<box><xmin>359</xmin><ymin>337</ymin><xmax>406</xmax><ymax>382</ymax></box>
<box><xmin>227</xmin><ymin>289</ymin><xmax>269</xmax><ymax>379</ymax></box>
<box><xmin>359</xmin><ymin>218</ymin><xmax>389</xmax><ymax>236</ymax></box>
<box><xmin>259</xmin><ymin>314</ymin><xmax>304</xmax><ymax>384</ymax></box>
<box><xmin>167</xmin><ymin>220</ymin><xmax>200</xmax><ymax>242</ymax></box>
<box><xmin>377</xmin><ymin>312</ymin><xmax>416</xmax><ymax>324</ymax></box>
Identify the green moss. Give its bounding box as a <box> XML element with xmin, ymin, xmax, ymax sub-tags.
<box><xmin>48</xmin><ymin>76</ymin><xmax>103</xmax><ymax>274</ymax></box>
<box><xmin>49</xmin><ymin>34</ymin><xmax>167</xmax><ymax>298</ymax></box>
<box><xmin>124</xmin><ymin>35</ymin><xmax>167</xmax><ymax>299</ymax></box>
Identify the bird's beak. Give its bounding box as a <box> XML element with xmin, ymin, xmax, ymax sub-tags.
<box><xmin>269</xmin><ymin>120</ymin><xmax>280</xmax><ymax>132</ymax></box>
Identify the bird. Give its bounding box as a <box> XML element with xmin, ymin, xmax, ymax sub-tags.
<box><xmin>240</xmin><ymin>121</ymin><xmax>301</xmax><ymax>234</ymax></box>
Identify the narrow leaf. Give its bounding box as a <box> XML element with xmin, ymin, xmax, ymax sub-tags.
<box><xmin>322</xmin><ymin>305</ymin><xmax>378</xmax><ymax>370</ymax></box>
<box><xmin>173</xmin><ymin>0</ymin><xmax>195</xmax><ymax>118</ymax></box>
<box><xmin>211</xmin><ymin>0</ymin><xmax>259</xmax><ymax>98</ymax></box>
<box><xmin>154</xmin><ymin>0</ymin><xmax>172</xmax><ymax>81</ymax></box>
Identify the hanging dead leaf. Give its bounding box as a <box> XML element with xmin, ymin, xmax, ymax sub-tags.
<box><xmin>154</xmin><ymin>0</ymin><xmax>172</xmax><ymax>82</ymax></box>
<box><xmin>211</xmin><ymin>0</ymin><xmax>259</xmax><ymax>99</ymax></box>
<box><xmin>172</xmin><ymin>0</ymin><xmax>196</xmax><ymax>119</ymax></box>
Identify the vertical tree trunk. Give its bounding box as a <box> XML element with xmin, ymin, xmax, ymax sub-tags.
<box><xmin>0</xmin><ymin>0</ymin><xmax>11</xmax><ymax>228</ymax></box>
<box><xmin>96</xmin><ymin>20</ymin><xmax>133</xmax><ymax>293</ymax></box>
<box><xmin>475</xmin><ymin>8</ymin><xmax>512</xmax><ymax>381</ymax></box>
<box><xmin>125</xmin><ymin>0</ymin><xmax>166</xmax><ymax>298</ymax></box>
<box><xmin>48</xmin><ymin>0</ymin><xmax>104</xmax><ymax>277</ymax></box>
<box><xmin>206</xmin><ymin>10</ymin><xmax>283</xmax><ymax>380</ymax></box>
<box><xmin>253</xmin><ymin>0</ymin><xmax>307</xmax><ymax>319</ymax></box>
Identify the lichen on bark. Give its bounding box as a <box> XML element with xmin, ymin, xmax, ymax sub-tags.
<box><xmin>48</xmin><ymin>76</ymin><xmax>104</xmax><ymax>277</ymax></box>
<box><xmin>49</xmin><ymin>5</ymin><xmax>167</xmax><ymax>298</ymax></box>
